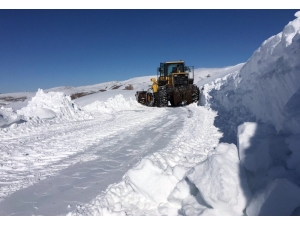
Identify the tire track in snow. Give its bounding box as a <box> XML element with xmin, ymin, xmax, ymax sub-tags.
<box><xmin>0</xmin><ymin>107</ymin><xmax>167</xmax><ymax>201</ymax></box>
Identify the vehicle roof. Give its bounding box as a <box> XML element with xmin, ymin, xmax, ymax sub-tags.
<box><xmin>165</xmin><ymin>60</ymin><xmax>184</xmax><ymax>64</ymax></box>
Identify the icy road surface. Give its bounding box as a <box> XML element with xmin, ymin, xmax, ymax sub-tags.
<box><xmin>0</xmin><ymin>105</ymin><xmax>210</xmax><ymax>216</ymax></box>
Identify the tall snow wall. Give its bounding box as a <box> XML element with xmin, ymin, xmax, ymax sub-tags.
<box><xmin>203</xmin><ymin>11</ymin><xmax>300</xmax><ymax>135</ymax></box>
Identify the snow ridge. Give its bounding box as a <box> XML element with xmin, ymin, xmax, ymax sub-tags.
<box><xmin>17</xmin><ymin>89</ymin><xmax>92</xmax><ymax>122</ymax></box>
<box><xmin>202</xmin><ymin>13</ymin><xmax>300</xmax><ymax>135</ymax></box>
<box><xmin>83</xmin><ymin>94</ymin><xmax>142</xmax><ymax>114</ymax></box>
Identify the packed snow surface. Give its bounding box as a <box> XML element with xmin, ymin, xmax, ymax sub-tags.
<box><xmin>0</xmin><ymin>11</ymin><xmax>300</xmax><ymax>216</ymax></box>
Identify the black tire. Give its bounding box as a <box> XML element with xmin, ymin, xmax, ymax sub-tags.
<box><xmin>157</xmin><ymin>86</ymin><xmax>168</xmax><ymax>107</ymax></box>
<box><xmin>172</xmin><ymin>87</ymin><xmax>181</xmax><ymax>106</ymax></box>
<box><xmin>153</xmin><ymin>92</ymin><xmax>158</xmax><ymax>107</ymax></box>
<box><xmin>146</xmin><ymin>88</ymin><xmax>155</xmax><ymax>106</ymax></box>
<box><xmin>170</xmin><ymin>98</ymin><xmax>176</xmax><ymax>107</ymax></box>
<box><xmin>192</xmin><ymin>85</ymin><xmax>200</xmax><ymax>103</ymax></box>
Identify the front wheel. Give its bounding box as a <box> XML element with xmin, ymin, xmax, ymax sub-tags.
<box><xmin>157</xmin><ymin>86</ymin><xmax>168</xmax><ymax>107</ymax></box>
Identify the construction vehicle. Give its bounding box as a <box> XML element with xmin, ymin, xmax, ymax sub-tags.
<box><xmin>135</xmin><ymin>60</ymin><xmax>200</xmax><ymax>107</ymax></box>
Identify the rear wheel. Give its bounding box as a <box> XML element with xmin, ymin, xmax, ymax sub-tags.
<box><xmin>136</xmin><ymin>91</ymin><xmax>146</xmax><ymax>105</ymax></box>
<box><xmin>146</xmin><ymin>88</ymin><xmax>155</xmax><ymax>106</ymax></box>
<box><xmin>170</xmin><ymin>98</ymin><xmax>176</xmax><ymax>107</ymax></box>
<box><xmin>192</xmin><ymin>85</ymin><xmax>200</xmax><ymax>103</ymax></box>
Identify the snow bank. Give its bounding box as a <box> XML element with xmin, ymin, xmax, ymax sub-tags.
<box><xmin>237</xmin><ymin>121</ymin><xmax>300</xmax><ymax>215</ymax></box>
<box><xmin>83</xmin><ymin>94</ymin><xmax>142</xmax><ymax>113</ymax></box>
<box><xmin>127</xmin><ymin>158</ymin><xmax>179</xmax><ymax>204</ymax></box>
<box><xmin>200</xmin><ymin>11</ymin><xmax>300</xmax><ymax>216</ymax></box>
<box><xmin>246</xmin><ymin>178</ymin><xmax>300</xmax><ymax>216</ymax></box>
<box><xmin>237</xmin><ymin>122</ymin><xmax>272</xmax><ymax>173</ymax></box>
<box><xmin>17</xmin><ymin>89</ymin><xmax>92</xmax><ymax>121</ymax></box>
<box><xmin>195</xmin><ymin>63</ymin><xmax>245</xmax><ymax>87</ymax></box>
<box><xmin>202</xmin><ymin>12</ymin><xmax>300</xmax><ymax>136</ymax></box>
<box><xmin>184</xmin><ymin>143</ymin><xmax>250</xmax><ymax>216</ymax></box>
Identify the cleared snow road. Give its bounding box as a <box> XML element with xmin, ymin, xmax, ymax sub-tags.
<box><xmin>72</xmin><ymin>104</ymin><xmax>222</xmax><ymax>216</ymax></box>
<box><xmin>0</xmin><ymin>107</ymin><xmax>189</xmax><ymax>216</ymax></box>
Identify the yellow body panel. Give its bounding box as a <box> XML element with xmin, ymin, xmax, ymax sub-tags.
<box><xmin>150</xmin><ymin>78</ymin><xmax>158</xmax><ymax>92</ymax></box>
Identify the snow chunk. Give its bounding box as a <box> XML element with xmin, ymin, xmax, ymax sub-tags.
<box><xmin>0</xmin><ymin>107</ymin><xmax>23</xmax><ymax>127</ymax></box>
<box><xmin>186</xmin><ymin>143</ymin><xmax>251</xmax><ymax>215</ymax></box>
<box><xmin>83</xmin><ymin>94</ymin><xmax>141</xmax><ymax>113</ymax></box>
<box><xmin>237</xmin><ymin>122</ymin><xmax>272</xmax><ymax>172</ymax></box>
<box><xmin>17</xmin><ymin>89</ymin><xmax>92</xmax><ymax>121</ymax></box>
<box><xmin>29</xmin><ymin>107</ymin><xmax>56</xmax><ymax>119</ymax></box>
<box><xmin>295</xmin><ymin>11</ymin><xmax>300</xmax><ymax>18</ymax></box>
<box><xmin>168</xmin><ymin>178</ymin><xmax>194</xmax><ymax>206</ymax></box>
<box><xmin>126</xmin><ymin>158</ymin><xmax>178</xmax><ymax>204</ymax></box>
<box><xmin>172</xmin><ymin>165</ymin><xmax>188</xmax><ymax>181</ymax></box>
<box><xmin>246</xmin><ymin>178</ymin><xmax>300</xmax><ymax>216</ymax></box>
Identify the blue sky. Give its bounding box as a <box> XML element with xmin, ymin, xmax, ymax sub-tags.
<box><xmin>0</xmin><ymin>9</ymin><xmax>298</xmax><ymax>93</ymax></box>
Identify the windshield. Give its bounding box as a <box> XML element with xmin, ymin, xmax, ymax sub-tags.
<box><xmin>167</xmin><ymin>63</ymin><xmax>184</xmax><ymax>74</ymax></box>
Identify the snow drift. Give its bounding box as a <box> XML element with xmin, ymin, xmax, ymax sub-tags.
<box><xmin>200</xmin><ymin>11</ymin><xmax>300</xmax><ymax>216</ymax></box>
<box><xmin>202</xmin><ymin>11</ymin><xmax>300</xmax><ymax>136</ymax></box>
<box><xmin>17</xmin><ymin>89</ymin><xmax>92</xmax><ymax>121</ymax></box>
<box><xmin>246</xmin><ymin>178</ymin><xmax>300</xmax><ymax>216</ymax></box>
<box><xmin>83</xmin><ymin>94</ymin><xmax>142</xmax><ymax>114</ymax></box>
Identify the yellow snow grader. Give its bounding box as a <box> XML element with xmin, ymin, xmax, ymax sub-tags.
<box><xmin>135</xmin><ymin>60</ymin><xmax>200</xmax><ymax>107</ymax></box>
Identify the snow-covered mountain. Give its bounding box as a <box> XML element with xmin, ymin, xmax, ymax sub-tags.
<box><xmin>0</xmin><ymin>11</ymin><xmax>300</xmax><ymax>216</ymax></box>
